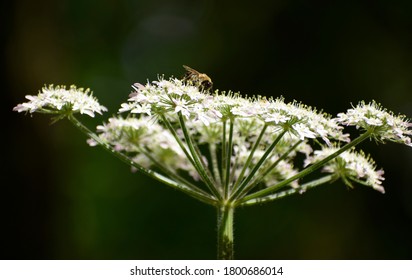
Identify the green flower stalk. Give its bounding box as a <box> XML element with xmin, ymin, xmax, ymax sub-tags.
<box><xmin>14</xmin><ymin>77</ymin><xmax>412</xmax><ymax>259</ymax></box>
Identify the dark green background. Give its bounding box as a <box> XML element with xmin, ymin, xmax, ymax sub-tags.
<box><xmin>3</xmin><ymin>0</ymin><xmax>412</xmax><ymax>259</ymax></box>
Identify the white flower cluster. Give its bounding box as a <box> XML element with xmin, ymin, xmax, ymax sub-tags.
<box><xmin>92</xmin><ymin>116</ymin><xmax>199</xmax><ymax>179</ymax></box>
<box><xmin>120</xmin><ymin>78</ymin><xmax>349</xmax><ymax>143</ymax></box>
<box><xmin>305</xmin><ymin>147</ymin><xmax>385</xmax><ymax>193</ymax></box>
<box><xmin>336</xmin><ymin>101</ymin><xmax>412</xmax><ymax>147</ymax></box>
<box><xmin>102</xmin><ymin>78</ymin><xmax>353</xmax><ymax>191</ymax></box>
<box><xmin>13</xmin><ymin>85</ymin><xmax>107</xmax><ymax>117</ymax></box>
<box><xmin>16</xmin><ymin>77</ymin><xmax>412</xmax><ymax>201</ymax></box>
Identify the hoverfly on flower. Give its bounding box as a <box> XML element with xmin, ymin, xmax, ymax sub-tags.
<box><xmin>182</xmin><ymin>65</ymin><xmax>213</xmax><ymax>92</ymax></box>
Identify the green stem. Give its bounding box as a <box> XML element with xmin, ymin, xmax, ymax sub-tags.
<box><xmin>231</xmin><ymin>124</ymin><xmax>268</xmax><ymax>192</ymax></box>
<box><xmin>240</xmin><ymin>174</ymin><xmax>336</xmax><ymax>206</ymax></box>
<box><xmin>238</xmin><ymin>131</ymin><xmax>372</xmax><ymax>205</ymax></box>
<box><xmin>245</xmin><ymin>140</ymin><xmax>303</xmax><ymax>192</ymax></box>
<box><xmin>160</xmin><ymin>114</ymin><xmax>196</xmax><ymax>167</ymax></box>
<box><xmin>209</xmin><ymin>143</ymin><xmax>222</xmax><ymax>189</ymax></box>
<box><xmin>217</xmin><ymin>204</ymin><xmax>234</xmax><ymax>260</ymax></box>
<box><xmin>177</xmin><ymin>112</ymin><xmax>222</xmax><ymax>200</ymax></box>
<box><xmin>68</xmin><ymin>115</ymin><xmax>217</xmax><ymax>206</ymax></box>
<box><xmin>224</xmin><ymin>119</ymin><xmax>234</xmax><ymax>198</ymax></box>
<box><xmin>221</xmin><ymin>120</ymin><xmax>228</xmax><ymax>189</ymax></box>
<box><xmin>140</xmin><ymin>148</ymin><xmax>212</xmax><ymax>199</ymax></box>
<box><xmin>230</xmin><ymin>130</ymin><xmax>287</xmax><ymax>201</ymax></box>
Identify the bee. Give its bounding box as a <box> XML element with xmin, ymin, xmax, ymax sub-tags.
<box><xmin>182</xmin><ymin>65</ymin><xmax>213</xmax><ymax>92</ymax></box>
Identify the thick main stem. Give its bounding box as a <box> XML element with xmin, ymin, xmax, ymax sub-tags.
<box><xmin>217</xmin><ymin>205</ymin><xmax>234</xmax><ymax>260</ymax></box>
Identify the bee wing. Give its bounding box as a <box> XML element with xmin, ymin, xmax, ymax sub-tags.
<box><xmin>183</xmin><ymin>65</ymin><xmax>201</xmax><ymax>75</ymax></box>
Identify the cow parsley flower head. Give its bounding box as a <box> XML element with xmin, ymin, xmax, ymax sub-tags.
<box><xmin>13</xmin><ymin>85</ymin><xmax>107</xmax><ymax>118</ymax></box>
<box><xmin>119</xmin><ymin>78</ymin><xmax>349</xmax><ymax>144</ymax></box>
<box><xmin>305</xmin><ymin>147</ymin><xmax>385</xmax><ymax>193</ymax></box>
<box><xmin>108</xmin><ymin>77</ymin><xmax>362</xmax><ymax>196</ymax></box>
<box><xmin>14</xmin><ymin>71</ymin><xmax>412</xmax><ymax>260</ymax></box>
<box><xmin>105</xmin><ymin>78</ymin><xmax>410</xmax><ymax>200</ymax></box>
<box><xmin>336</xmin><ymin>101</ymin><xmax>412</xmax><ymax>147</ymax></box>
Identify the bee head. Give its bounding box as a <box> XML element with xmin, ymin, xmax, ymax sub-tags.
<box><xmin>201</xmin><ymin>80</ymin><xmax>213</xmax><ymax>91</ymax></box>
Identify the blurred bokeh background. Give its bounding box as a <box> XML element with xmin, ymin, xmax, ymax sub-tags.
<box><xmin>3</xmin><ymin>0</ymin><xmax>412</xmax><ymax>259</ymax></box>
